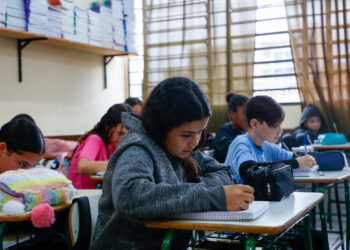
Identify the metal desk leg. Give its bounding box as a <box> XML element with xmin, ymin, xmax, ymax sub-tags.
<box><xmin>312</xmin><ymin>184</ymin><xmax>316</xmax><ymax>227</ymax></box>
<box><xmin>344</xmin><ymin>180</ymin><xmax>350</xmax><ymax>250</ymax></box>
<box><xmin>304</xmin><ymin>213</ymin><xmax>313</xmax><ymax>250</ymax></box>
<box><xmin>0</xmin><ymin>223</ymin><xmax>4</xmax><ymax>250</ymax></box>
<box><xmin>317</xmin><ymin>184</ymin><xmax>330</xmax><ymax>250</ymax></box>
<box><xmin>161</xmin><ymin>229</ymin><xmax>175</xmax><ymax>250</ymax></box>
<box><xmin>334</xmin><ymin>183</ymin><xmax>345</xmax><ymax>250</ymax></box>
<box><xmin>244</xmin><ymin>235</ymin><xmax>256</xmax><ymax>250</ymax></box>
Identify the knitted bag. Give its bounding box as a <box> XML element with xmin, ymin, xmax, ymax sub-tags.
<box><xmin>0</xmin><ymin>168</ymin><xmax>75</xmax><ymax>212</ymax></box>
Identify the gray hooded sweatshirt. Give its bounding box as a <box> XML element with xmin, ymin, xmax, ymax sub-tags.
<box><xmin>90</xmin><ymin>112</ymin><xmax>234</xmax><ymax>250</ymax></box>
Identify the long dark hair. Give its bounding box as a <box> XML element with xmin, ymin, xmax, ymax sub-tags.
<box><xmin>142</xmin><ymin>77</ymin><xmax>212</xmax><ymax>182</ymax></box>
<box><xmin>79</xmin><ymin>103</ymin><xmax>132</xmax><ymax>146</ymax></box>
<box><xmin>0</xmin><ymin>119</ymin><xmax>45</xmax><ymax>155</ymax></box>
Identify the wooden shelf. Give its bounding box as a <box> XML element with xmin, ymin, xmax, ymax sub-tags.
<box><xmin>0</xmin><ymin>27</ymin><xmax>128</xmax><ymax>56</ymax></box>
<box><xmin>0</xmin><ymin>26</ymin><xmax>136</xmax><ymax>86</ymax></box>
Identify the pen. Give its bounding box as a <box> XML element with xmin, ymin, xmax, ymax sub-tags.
<box><xmin>303</xmin><ymin>134</ymin><xmax>307</xmax><ymax>154</ymax></box>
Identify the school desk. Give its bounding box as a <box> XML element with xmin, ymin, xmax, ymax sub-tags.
<box><xmin>294</xmin><ymin>167</ymin><xmax>350</xmax><ymax>250</ymax></box>
<box><xmin>0</xmin><ymin>189</ymin><xmax>102</xmax><ymax>249</ymax></box>
<box><xmin>146</xmin><ymin>192</ymin><xmax>324</xmax><ymax>250</ymax></box>
<box><xmin>313</xmin><ymin>143</ymin><xmax>350</xmax><ymax>151</ymax></box>
<box><xmin>90</xmin><ymin>174</ymin><xmax>104</xmax><ymax>189</ymax></box>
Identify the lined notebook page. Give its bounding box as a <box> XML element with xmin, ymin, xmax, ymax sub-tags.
<box><xmin>170</xmin><ymin>201</ymin><xmax>269</xmax><ymax>221</ymax></box>
<box><xmin>293</xmin><ymin>165</ymin><xmax>319</xmax><ymax>177</ymax></box>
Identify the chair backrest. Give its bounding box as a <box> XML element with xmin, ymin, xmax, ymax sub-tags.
<box><xmin>68</xmin><ymin>193</ymin><xmax>101</xmax><ymax>250</ymax></box>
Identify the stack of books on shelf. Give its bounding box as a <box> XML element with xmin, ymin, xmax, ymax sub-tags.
<box><xmin>111</xmin><ymin>0</ymin><xmax>125</xmax><ymax>51</ymax></box>
<box><xmin>24</xmin><ymin>0</ymin><xmax>48</xmax><ymax>35</ymax></box>
<box><xmin>123</xmin><ymin>0</ymin><xmax>136</xmax><ymax>53</ymax></box>
<box><xmin>0</xmin><ymin>0</ymin><xmax>5</xmax><ymax>27</ymax></box>
<box><xmin>47</xmin><ymin>5</ymin><xmax>61</xmax><ymax>38</ymax></box>
<box><xmin>88</xmin><ymin>9</ymin><xmax>101</xmax><ymax>46</ymax></box>
<box><xmin>100</xmin><ymin>6</ymin><xmax>113</xmax><ymax>49</ymax></box>
<box><xmin>74</xmin><ymin>6</ymin><xmax>88</xmax><ymax>44</ymax></box>
<box><xmin>6</xmin><ymin>0</ymin><xmax>26</xmax><ymax>31</ymax></box>
<box><xmin>60</xmin><ymin>0</ymin><xmax>75</xmax><ymax>41</ymax></box>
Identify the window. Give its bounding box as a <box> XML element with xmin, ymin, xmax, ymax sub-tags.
<box><xmin>253</xmin><ymin>0</ymin><xmax>300</xmax><ymax>104</ymax></box>
<box><xmin>128</xmin><ymin>0</ymin><xmax>143</xmax><ymax>98</ymax></box>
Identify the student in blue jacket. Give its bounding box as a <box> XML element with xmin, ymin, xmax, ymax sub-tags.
<box><xmin>91</xmin><ymin>77</ymin><xmax>254</xmax><ymax>250</ymax></box>
<box><xmin>225</xmin><ymin>95</ymin><xmax>317</xmax><ymax>184</ymax></box>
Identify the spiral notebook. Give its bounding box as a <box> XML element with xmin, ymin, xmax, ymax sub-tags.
<box><xmin>170</xmin><ymin>201</ymin><xmax>269</xmax><ymax>221</ymax></box>
<box><xmin>292</xmin><ymin>165</ymin><xmax>319</xmax><ymax>177</ymax></box>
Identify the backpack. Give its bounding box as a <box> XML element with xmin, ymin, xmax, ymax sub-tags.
<box><xmin>243</xmin><ymin>162</ymin><xmax>295</xmax><ymax>201</ymax></box>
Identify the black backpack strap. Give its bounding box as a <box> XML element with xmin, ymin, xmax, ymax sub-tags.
<box><xmin>72</xmin><ymin>196</ymin><xmax>91</xmax><ymax>250</ymax></box>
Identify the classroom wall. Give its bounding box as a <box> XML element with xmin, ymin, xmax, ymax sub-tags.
<box><xmin>281</xmin><ymin>104</ymin><xmax>302</xmax><ymax>130</ymax></box>
<box><xmin>0</xmin><ymin>36</ymin><xmax>127</xmax><ymax>136</ymax></box>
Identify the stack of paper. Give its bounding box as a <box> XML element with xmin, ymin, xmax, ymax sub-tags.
<box><xmin>47</xmin><ymin>5</ymin><xmax>61</xmax><ymax>38</ymax></box>
<box><xmin>74</xmin><ymin>6</ymin><xmax>88</xmax><ymax>43</ymax></box>
<box><xmin>0</xmin><ymin>0</ymin><xmax>6</xmax><ymax>27</ymax></box>
<box><xmin>88</xmin><ymin>9</ymin><xmax>101</xmax><ymax>46</ymax></box>
<box><xmin>6</xmin><ymin>0</ymin><xmax>26</xmax><ymax>31</ymax></box>
<box><xmin>123</xmin><ymin>0</ymin><xmax>136</xmax><ymax>53</ymax></box>
<box><xmin>60</xmin><ymin>0</ymin><xmax>75</xmax><ymax>41</ymax></box>
<box><xmin>170</xmin><ymin>201</ymin><xmax>269</xmax><ymax>221</ymax></box>
<box><xmin>293</xmin><ymin>165</ymin><xmax>319</xmax><ymax>177</ymax></box>
<box><xmin>24</xmin><ymin>0</ymin><xmax>48</xmax><ymax>35</ymax></box>
<box><xmin>111</xmin><ymin>0</ymin><xmax>125</xmax><ymax>51</ymax></box>
<box><xmin>100</xmin><ymin>6</ymin><xmax>113</xmax><ymax>48</ymax></box>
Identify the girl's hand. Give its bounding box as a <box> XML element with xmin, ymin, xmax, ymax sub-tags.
<box><xmin>223</xmin><ymin>185</ymin><xmax>254</xmax><ymax>211</ymax></box>
<box><xmin>296</xmin><ymin>155</ymin><xmax>317</xmax><ymax>168</ymax></box>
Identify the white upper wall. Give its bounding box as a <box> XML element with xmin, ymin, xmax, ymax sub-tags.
<box><xmin>0</xmin><ymin>1</ymin><xmax>127</xmax><ymax>136</ymax></box>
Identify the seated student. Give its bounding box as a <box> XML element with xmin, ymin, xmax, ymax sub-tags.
<box><xmin>281</xmin><ymin>104</ymin><xmax>327</xmax><ymax>150</ymax></box>
<box><xmin>10</xmin><ymin>113</ymin><xmax>78</xmax><ymax>158</ymax></box>
<box><xmin>0</xmin><ymin>119</ymin><xmax>45</xmax><ymax>174</ymax></box>
<box><xmin>124</xmin><ymin>97</ymin><xmax>143</xmax><ymax>114</ymax></box>
<box><xmin>91</xmin><ymin>77</ymin><xmax>254</xmax><ymax>250</ymax></box>
<box><xmin>225</xmin><ymin>95</ymin><xmax>317</xmax><ymax>184</ymax></box>
<box><xmin>68</xmin><ymin>103</ymin><xmax>132</xmax><ymax>189</ymax></box>
<box><xmin>293</xmin><ymin>104</ymin><xmax>327</xmax><ymax>145</ymax></box>
<box><xmin>212</xmin><ymin>93</ymin><xmax>249</xmax><ymax>162</ymax></box>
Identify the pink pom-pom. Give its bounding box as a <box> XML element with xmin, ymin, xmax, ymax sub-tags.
<box><xmin>31</xmin><ymin>204</ymin><xmax>56</xmax><ymax>228</ymax></box>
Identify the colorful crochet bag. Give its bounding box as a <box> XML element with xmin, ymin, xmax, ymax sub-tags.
<box><xmin>0</xmin><ymin>168</ymin><xmax>75</xmax><ymax>212</ymax></box>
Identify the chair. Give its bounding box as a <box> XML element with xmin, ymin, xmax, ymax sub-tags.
<box><xmin>68</xmin><ymin>193</ymin><xmax>101</xmax><ymax>250</ymax></box>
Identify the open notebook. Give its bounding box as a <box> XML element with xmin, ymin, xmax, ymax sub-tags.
<box><xmin>95</xmin><ymin>172</ymin><xmax>105</xmax><ymax>176</ymax></box>
<box><xmin>292</xmin><ymin>165</ymin><xmax>319</xmax><ymax>177</ymax></box>
<box><xmin>169</xmin><ymin>201</ymin><xmax>269</xmax><ymax>221</ymax></box>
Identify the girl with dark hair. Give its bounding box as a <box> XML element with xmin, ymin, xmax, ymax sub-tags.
<box><xmin>68</xmin><ymin>103</ymin><xmax>132</xmax><ymax>189</ymax></box>
<box><xmin>124</xmin><ymin>97</ymin><xmax>143</xmax><ymax>114</ymax></box>
<box><xmin>91</xmin><ymin>77</ymin><xmax>254</xmax><ymax>250</ymax></box>
<box><xmin>212</xmin><ymin>93</ymin><xmax>249</xmax><ymax>162</ymax></box>
<box><xmin>0</xmin><ymin>119</ymin><xmax>45</xmax><ymax>174</ymax></box>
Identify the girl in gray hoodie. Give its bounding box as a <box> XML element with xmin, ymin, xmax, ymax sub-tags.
<box><xmin>91</xmin><ymin>77</ymin><xmax>254</xmax><ymax>250</ymax></box>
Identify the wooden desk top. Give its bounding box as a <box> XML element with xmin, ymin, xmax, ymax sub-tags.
<box><xmin>313</xmin><ymin>143</ymin><xmax>350</xmax><ymax>150</ymax></box>
<box><xmin>294</xmin><ymin>167</ymin><xmax>350</xmax><ymax>183</ymax></box>
<box><xmin>90</xmin><ymin>175</ymin><xmax>104</xmax><ymax>181</ymax></box>
<box><xmin>145</xmin><ymin>192</ymin><xmax>323</xmax><ymax>235</ymax></box>
<box><xmin>0</xmin><ymin>189</ymin><xmax>102</xmax><ymax>222</ymax></box>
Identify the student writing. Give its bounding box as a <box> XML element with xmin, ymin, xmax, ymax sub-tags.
<box><xmin>225</xmin><ymin>96</ymin><xmax>317</xmax><ymax>184</ymax></box>
<box><xmin>91</xmin><ymin>77</ymin><xmax>254</xmax><ymax>250</ymax></box>
<box><xmin>68</xmin><ymin>103</ymin><xmax>132</xmax><ymax>189</ymax></box>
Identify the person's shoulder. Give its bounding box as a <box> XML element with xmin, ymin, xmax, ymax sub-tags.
<box><xmin>85</xmin><ymin>134</ymin><xmax>104</xmax><ymax>143</ymax></box>
<box><xmin>231</xmin><ymin>133</ymin><xmax>249</xmax><ymax>147</ymax></box>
